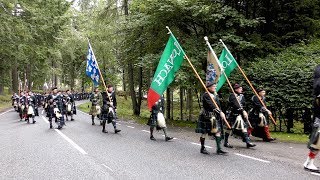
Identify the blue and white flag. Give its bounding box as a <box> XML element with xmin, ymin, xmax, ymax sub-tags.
<box><xmin>86</xmin><ymin>44</ymin><xmax>100</xmax><ymax>86</ymax></box>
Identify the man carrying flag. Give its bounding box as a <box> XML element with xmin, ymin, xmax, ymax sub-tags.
<box><xmin>147</xmin><ymin>33</ymin><xmax>184</xmax><ymax>141</ymax></box>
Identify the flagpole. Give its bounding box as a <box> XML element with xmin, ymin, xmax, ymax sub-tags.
<box><xmin>204</xmin><ymin>37</ymin><xmax>252</xmax><ymax>128</ymax></box>
<box><xmin>165</xmin><ymin>26</ymin><xmax>231</xmax><ymax>129</ymax></box>
<box><xmin>87</xmin><ymin>39</ymin><xmax>110</xmax><ymax>98</ymax></box>
<box><xmin>219</xmin><ymin>39</ymin><xmax>277</xmax><ymax>125</ymax></box>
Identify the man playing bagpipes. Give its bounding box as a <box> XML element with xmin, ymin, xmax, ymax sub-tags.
<box><xmin>64</xmin><ymin>90</ymin><xmax>75</xmax><ymax>121</ymax></box>
<box><xmin>195</xmin><ymin>82</ymin><xmax>227</xmax><ymax>155</ymax></box>
<box><xmin>47</xmin><ymin>87</ymin><xmax>65</xmax><ymax>129</ymax></box>
<box><xmin>12</xmin><ymin>93</ymin><xmax>19</xmax><ymax>112</ymax></box>
<box><xmin>100</xmin><ymin>84</ymin><xmax>121</xmax><ymax>134</ymax></box>
<box><xmin>25</xmin><ymin>91</ymin><xmax>37</xmax><ymax>124</ymax></box>
<box><xmin>224</xmin><ymin>84</ymin><xmax>256</xmax><ymax>148</ymax></box>
<box><xmin>248</xmin><ymin>88</ymin><xmax>275</xmax><ymax>142</ymax></box>
<box><xmin>18</xmin><ymin>91</ymin><xmax>27</xmax><ymax>121</ymax></box>
<box><xmin>304</xmin><ymin>65</ymin><xmax>320</xmax><ymax>172</ymax></box>
<box><xmin>147</xmin><ymin>94</ymin><xmax>173</xmax><ymax>141</ymax></box>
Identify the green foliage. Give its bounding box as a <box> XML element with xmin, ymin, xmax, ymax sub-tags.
<box><xmin>226</xmin><ymin>39</ymin><xmax>320</xmax><ymax>109</ymax></box>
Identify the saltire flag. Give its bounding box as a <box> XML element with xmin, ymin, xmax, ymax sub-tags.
<box><xmin>206</xmin><ymin>51</ymin><xmax>221</xmax><ymax>86</ymax></box>
<box><xmin>147</xmin><ymin>34</ymin><xmax>185</xmax><ymax>109</ymax></box>
<box><xmin>216</xmin><ymin>48</ymin><xmax>238</xmax><ymax>92</ymax></box>
<box><xmin>86</xmin><ymin>43</ymin><xmax>100</xmax><ymax>86</ymax></box>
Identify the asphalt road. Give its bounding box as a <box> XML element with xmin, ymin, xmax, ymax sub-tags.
<box><xmin>0</xmin><ymin>101</ymin><xmax>319</xmax><ymax>180</ymax></box>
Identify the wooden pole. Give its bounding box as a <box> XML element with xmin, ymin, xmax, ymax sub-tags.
<box><xmin>219</xmin><ymin>39</ymin><xmax>277</xmax><ymax>125</ymax></box>
<box><xmin>205</xmin><ymin>37</ymin><xmax>252</xmax><ymax>128</ymax></box>
<box><xmin>88</xmin><ymin>39</ymin><xmax>110</xmax><ymax>99</ymax></box>
<box><xmin>166</xmin><ymin>26</ymin><xmax>231</xmax><ymax>129</ymax></box>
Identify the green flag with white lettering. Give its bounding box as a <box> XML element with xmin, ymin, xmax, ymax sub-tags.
<box><xmin>216</xmin><ymin>48</ymin><xmax>238</xmax><ymax>92</ymax></box>
<box><xmin>147</xmin><ymin>34</ymin><xmax>185</xmax><ymax>109</ymax></box>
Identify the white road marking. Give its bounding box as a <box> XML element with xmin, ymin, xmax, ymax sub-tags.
<box><xmin>117</xmin><ymin>123</ymin><xmax>122</xmax><ymax>125</ymax></box>
<box><xmin>142</xmin><ymin>130</ymin><xmax>150</xmax><ymax>133</ymax></box>
<box><xmin>234</xmin><ymin>153</ymin><xmax>270</xmax><ymax>163</ymax></box>
<box><xmin>311</xmin><ymin>172</ymin><xmax>320</xmax><ymax>177</ymax></box>
<box><xmin>190</xmin><ymin>142</ymin><xmax>213</xmax><ymax>149</ymax></box>
<box><xmin>41</xmin><ymin>116</ymin><xmax>49</xmax><ymax>124</ymax></box>
<box><xmin>127</xmin><ymin>126</ymin><xmax>135</xmax><ymax>128</ymax></box>
<box><xmin>55</xmin><ymin>129</ymin><xmax>88</xmax><ymax>155</ymax></box>
<box><xmin>161</xmin><ymin>135</ymin><xmax>178</xmax><ymax>140</ymax></box>
<box><xmin>0</xmin><ymin>109</ymin><xmax>12</xmax><ymax>116</ymax></box>
<box><xmin>102</xmin><ymin>164</ymin><xmax>114</xmax><ymax>172</ymax></box>
<box><xmin>41</xmin><ymin>115</ymin><xmax>87</xmax><ymax>155</ymax></box>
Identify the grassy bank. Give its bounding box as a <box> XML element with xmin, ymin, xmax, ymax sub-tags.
<box><xmin>78</xmin><ymin>96</ymin><xmax>310</xmax><ymax>143</ymax></box>
<box><xmin>0</xmin><ymin>94</ymin><xmax>11</xmax><ymax>111</ymax></box>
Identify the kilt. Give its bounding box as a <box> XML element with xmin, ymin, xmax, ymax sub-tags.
<box><xmin>308</xmin><ymin>117</ymin><xmax>320</xmax><ymax>150</ymax></box>
<box><xmin>195</xmin><ymin>110</ymin><xmax>221</xmax><ymax>135</ymax></box>
<box><xmin>89</xmin><ymin>105</ymin><xmax>100</xmax><ymax>116</ymax></box>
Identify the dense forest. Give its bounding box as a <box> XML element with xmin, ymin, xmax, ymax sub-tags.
<box><xmin>1</xmin><ymin>0</ymin><xmax>320</xmax><ymax>120</ymax></box>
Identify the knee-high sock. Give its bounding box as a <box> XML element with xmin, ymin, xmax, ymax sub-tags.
<box><xmin>150</xmin><ymin>127</ymin><xmax>154</xmax><ymax>137</ymax></box>
<box><xmin>163</xmin><ymin>127</ymin><xmax>168</xmax><ymax>138</ymax></box>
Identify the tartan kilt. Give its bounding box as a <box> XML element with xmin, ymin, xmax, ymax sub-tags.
<box><xmin>308</xmin><ymin>117</ymin><xmax>320</xmax><ymax>150</ymax></box>
<box><xmin>195</xmin><ymin>110</ymin><xmax>221</xmax><ymax>135</ymax></box>
<box><xmin>89</xmin><ymin>105</ymin><xmax>100</xmax><ymax>116</ymax></box>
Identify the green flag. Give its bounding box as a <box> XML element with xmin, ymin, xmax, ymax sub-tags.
<box><xmin>147</xmin><ymin>34</ymin><xmax>185</xmax><ymax>109</ymax></box>
<box><xmin>216</xmin><ymin>48</ymin><xmax>238</xmax><ymax>92</ymax></box>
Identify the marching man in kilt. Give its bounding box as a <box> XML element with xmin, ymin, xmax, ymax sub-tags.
<box><xmin>89</xmin><ymin>87</ymin><xmax>102</xmax><ymax>125</ymax></box>
<box><xmin>248</xmin><ymin>88</ymin><xmax>275</xmax><ymax>142</ymax></box>
<box><xmin>100</xmin><ymin>85</ymin><xmax>121</xmax><ymax>134</ymax></box>
<box><xmin>196</xmin><ymin>82</ymin><xmax>227</xmax><ymax>155</ymax></box>
<box><xmin>224</xmin><ymin>84</ymin><xmax>256</xmax><ymax>148</ymax></box>
<box><xmin>304</xmin><ymin>65</ymin><xmax>320</xmax><ymax>172</ymax></box>
<box><xmin>147</xmin><ymin>95</ymin><xmax>173</xmax><ymax>141</ymax></box>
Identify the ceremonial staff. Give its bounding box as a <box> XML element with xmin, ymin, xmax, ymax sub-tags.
<box><xmin>219</xmin><ymin>39</ymin><xmax>277</xmax><ymax>125</ymax></box>
<box><xmin>166</xmin><ymin>26</ymin><xmax>231</xmax><ymax>129</ymax></box>
<box><xmin>205</xmin><ymin>37</ymin><xmax>252</xmax><ymax>128</ymax></box>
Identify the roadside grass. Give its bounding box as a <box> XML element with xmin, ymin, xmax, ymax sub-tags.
<box><xmin>0</xmin><ymin>94</ymin><xmax>12</xmax><ymax>111</ymax></box>
<box><xmin>78</xmin><ymin>96</ymin><xmax>309</xmax><ymax>143</ymax></box>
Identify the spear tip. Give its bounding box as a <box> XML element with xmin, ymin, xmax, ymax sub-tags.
<box><xmin>204</xmin><ymin>36</ymin><xmax>208</xmax><ymax>41</ymax></box>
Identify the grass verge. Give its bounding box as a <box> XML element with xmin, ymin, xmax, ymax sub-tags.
<box><xmin>0</xmin><ymin>95</ymin><xmax>12</xmax><ymax>112</ymax></box>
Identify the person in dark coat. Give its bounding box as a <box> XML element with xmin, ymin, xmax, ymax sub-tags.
<box><xmin>147</xmin><ymin>95</ymin><xmax>173</xmax><ymax>141</ymax></box>
<box><xmin>224</xmin><ymin>84</ymin><xmax>256</xmax><ymax>148</ymax></box>
<box><xmin>304</xmin><ymin>65</ymin><xmax>320</xmax><ymax>172</ymax></box>
<box><xmin>248</xmin><ymin>88</ymin><xmax>275</xmax><ymax>142</ymax></box>
<box><xmin>100</xmin><ymin>85</ymin><xmax>121</xmax><ymax>134</ymax></box>
<box><xmin>195</xmin><ymin>83</ymin><xmax>227</xmax><ymax>155</ymax></box>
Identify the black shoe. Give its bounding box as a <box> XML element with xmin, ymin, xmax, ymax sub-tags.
<box><xmin>33</xmin><ymin>120</ymin><xmax>36</xmax><ymax>124</ymax></box>
<box><xmin>263</xmin><ymin>138</ymin><xmax>276</xmax><ymax>142</ymax></box>
<box><xmin>200</xmin><ymin>148</ymin><xmax>210</xmax><ymax>155</ymax></box>
<box><xmin>92</xmin><ymin>122</ymin><xmax>95</xmax><ymax>125</ymax></box>
<box><xmin>150</xmin><ymin>136</ymin><xmax>156</xmax><ymax>141</ymax></box>
<box><xmin>66</xmin><ymin>119</ymin><xmax>69</xmax><ymax>121</ymax></box>
<box><xmin>246</xmin><ymin>142</ymin><xmax>256</xmax><ymax>148</ymax></box>
<box><xmin>224</xmin><ymin>143</ymin><xmax>233</xmax><ymax>148</ymax></box>
<box><xmin>115</xmin><ymin>129</ymin><xmax>121</xmax><ymax>134</ymax></box>
<box><xmin>165</xmin><ymin>137</ymin><xmax>173</xmax><ymax>141</ymax></box>
<box><xmin>50</xmin><ymin>125</ymin><xmax>53</xmax><ymax>129</ymax></box>
<box><xmin>71</xmin><ymin>119</ymin><xmax>74</xmax><ymax>121</ymax></box>
<box><xmin>57</xmin><ymin>126</ymin><xmax>62</xmax><ymax>130</ymax></box>
<box><xmin>102</xmin><ymin>130</ymin><xmax>108</xmax><ymax>133</ymax></box>
<box><xmin>217</xmin><ymin>149</ymin><xmax>228</xmax><ymax>155</ymax></box>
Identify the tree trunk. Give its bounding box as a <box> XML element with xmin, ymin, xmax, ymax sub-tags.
<box><xmin>122</xmin><ymin>69</ymin><xmax>127</xmax><ymax>100</ymax></box>
<box><xmin>128</xmin><ymin>63</ymin><xmax>138</xmax><ymax>115</ymax></box>
<box><xmin>11</xmin><ymin>61</ymin><xmax>18</xmax><ymax>93</ymax></box>
<box><xmin>136</xmin><ymin>66</ymin><xmax>143</xmax><ymax>116</ymax></box>
<box><xmin>187</xmin><ymin>88</ymin><xmax>193</xmax><ymax>121</ymax></box>
<box><xmin>180</xmin><ymin>87</ymin><xmax>184</xmax><ymax>121</ymax></box>
<box><xmin>166</xmin><ymin>88</ymin><xmax>171</xmax><ymax>120</ymax></box>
